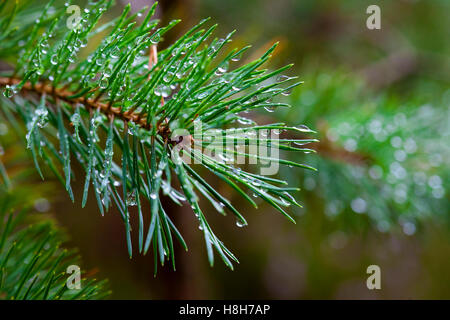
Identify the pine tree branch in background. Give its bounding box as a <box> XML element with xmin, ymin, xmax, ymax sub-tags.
<box><xmin>0</xmin><ymin>141</ymin><xmax>109</xmax><ymax>300</ymax></box>
<box><xmin>286</xmin><ymin>70</ymin><xmax>449</xmax><ymax>233</ymax></box>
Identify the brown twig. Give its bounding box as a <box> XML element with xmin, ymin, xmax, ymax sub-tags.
<box><xmin>148</xmin><ymin>45</ymin><xmax>166</xmax><ymax>106</ymax></box>
<box><xmin>0</xmin><ymin>76</ymin><xmax>150</xmax><ymax>126</ymax></box>
<box><xmin>147</xmin><ymin>44</ymin><xmax>169</xmax><ymax>130</ymax></box>
<box><xmin>1</xmin><ymin>44</ymin><xmax>174</xmax><ymax>140</ymax></box>
<box><xmin>123</xmin><ymin>44</ymin><xmax>165</xmax><ymax>121</ymax></box>
<box><xmin>0</xmin><ymin>76</ymin><xmax>175</xmax><ymax>141</ymax></box>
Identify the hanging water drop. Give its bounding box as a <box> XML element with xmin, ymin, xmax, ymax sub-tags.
<box><xmin>296</xmin><ymin>124</ymin><xmax>312</xmax><ymax>132</ymax></box>
<box><xmin>154</xmin><ymin>85</ymin><xmax>171</xmax><ymax>98</ymax></box>
<box><xmin>215</xmin><ymin>61</ymin><xmax>229</xmax><ymax>76</ymax></box>
<box><xmin>281</xmin><ymin>87</ymin><xmax>293</xmax><ymax>96</ymax></box>
<box><xmin>276</xmin><ymin>75</ymin><xmax>292</xmax><ymax>83</ymax></box>
<box><xmin>237</xmin><ymin>117</ymin><xmax>254</xmax><ymax>125</ymax></box>
<box><xmin>2</xmin><ymin>85</ymin><xmax>17</xmax><ymax>98</ymax></box>
<box><xmin>236</xmin><ymin>220</ymin><xmax>247</xmax><ymax>227</ymax></box>
<box><xmin>99</xmin><ymin>77</ymin><xmax>109</xmax><ymax>89</ymax></box>
<box><xmin>50</xmin><ymin>54</ymin><xmax>58</xmax><ymax>65</ymax></box>
<box><xmin>264</xmin><ymin>105</ymin><xmax>276</xmax><ymax>113</ymax></box>
<box><xmin>150</xmin><ymin>33</ymin><xmax>160</xmax><ymax>44</ymax></box>
<box><xmin>110</xmin><ymin>47</ymin><xmax>120</xmax><ymax>59</ymax></box>
<box><xmin>35</xmin><ymin>105</ymin><xmax>49</xmax><ymax>128</ymax></box>
<box><xmin>70</xmin><ymin>112</ymin><xmax>81</xmax><ymax>126</ymax></box>
<box><xmin>126</xmin><ymin>191</ymin><xmax>137</xmax><ymax>206</ymax></box>
<box><xmin>231</xmin><ymin>52</ymin><xmax>242</xmax><ymax>62</ymax></box>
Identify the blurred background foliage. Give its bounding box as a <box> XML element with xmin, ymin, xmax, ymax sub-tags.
<box><xmin>2</xmin><ymin>0</ymin><xmax>449</xmax><ymax>299</ymax></box>
<box><xmin>0</xmin><ymin>125</ymin><xmax>109</xmax><ymax>299</ymax></box>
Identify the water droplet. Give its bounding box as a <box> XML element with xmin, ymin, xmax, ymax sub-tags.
<box><xmin>150</xmin><ymin>33</ymin><xmax>160</xmax><ymax>44</ymax></box>
<box><xmin>368</xmin><ymin>165</ymin><xmax>383</xmax><ymax>180</ymax></box>
<box><xmin>231</xmin><ymin>52</ymin><xmax>242</xmax><ymax>62</ymax></box>
<box><xmin>99</xmin><ymin>77</ymin><xmax>109</xmax><ymax>89</ymax></box>
<box><xmin>171</xmin><ymin>191</ymin><xmax>187</xmax><ymax>202</ymax></box>
<box><xmin>80</xmin><ymin>38</ymin><xmax>88</xmax><ymax>48</ymax></box>
<box><xmin>50</xmin><ymin>54</ymin><xmax>58</xmax><ymax>65</ymax></box>
<box><xmin>402</xmin><ymin>222</ymin><xmax>416</xmax><ymax>235</ymax></box>
<box><xmin>110</xmin><ymin>47</ymin><xmax>120</xmax><ymax>59</ymax></box>
<box><xmin>236</xmin><ymin>220</ymin><xmax>247</xmax><ymax>227</ymax></box>
<box><xmin>390</xmin><ymin>136</ymin><xmax>402</xmax><ymax>148</ymax></box>
<box><xmin>281</xmin><ymin>87</ymin><xmax>292</xmax><ymax>96</ymax></box>
<box><xmin>215</xmin><ymin>61</ymin><xmax>229</xmax><ymax>76</ymax></box>
<box><xmin>276</xmin><ymin>75</ymin><xmax>292</xmax><ymax>82</ymax></box>
<box><xmin>237</xmin><ymin>117</ymin><xmax>254</xmax><ymax>125</ymax></box>
<box><xmin>35</xmin><ymin>105</ymin><xmax>49</xmax><ymax>128</ymax></box>
<box><xmin>126</xmin><ymin>191</ymin><xmax>137</xmax><ymax>206</ymax></box>
<box><xmin>218</xmin><ymin>153</ymin><xmax>233</xmax><ymax>162</ymax></box>
<box><xmin>70</xmin><ymin>113</ymin><xmax>81</xmax><ymax>126</ymax></box>
<box><xmin>351</xmin><ymin>198</ymin><xmax>367</xmax><ymax>214</ymax></box>
<box><xmin>343</xmin><ymin>138</ymin><xmax>357</xmax><ymax>152</ymax></box>
<box><xmin>2</xmin><ymin>85</ymin><xmax>17</xmax><ymax>98</ymax></box>
<box><xmin>264</xmin><ymin>106</ymin><xmax>276</xmax><ymax>113</ymax></box>
<box><xmin>296</xmin><ymin>125</ymin><xmax>312</xmax><ymax>132</ymax></box>
<box><xmin>209</xmin><ymin>38</ymin><xmax>224</xmax><ymax>56</ymax></box>
<box><xmin>154</xmin><ymin>85</ymin><xmax>171</xmax><ymax>98</ymax></box>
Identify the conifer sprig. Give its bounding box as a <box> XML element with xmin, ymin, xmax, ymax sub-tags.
<box><xmin>0</xmin><ymin>0</ymin><xmax>316</xmax><ymax>269</ymax></box>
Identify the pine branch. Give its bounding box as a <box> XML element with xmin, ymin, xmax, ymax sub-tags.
<box><xmin>0</xmin><ymin>1</ymin><xmax>316</xmax><ymax>269</ymax></box>
<box><xmin>287</xmin><ymin>70</ymin><xmax>449</xmax><ymax>232</ymax></box>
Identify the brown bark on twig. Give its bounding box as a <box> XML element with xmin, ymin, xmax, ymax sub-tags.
<box><xmin>0</xmin><ymin>77</ymin><xmax>172</xmax><ymax>140</ymax></box>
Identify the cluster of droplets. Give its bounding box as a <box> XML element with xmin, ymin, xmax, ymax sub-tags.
<box><xmin>88</xmin><ymin>112</ymin><xmax>104</xmax><ymax>145</ymax></box>
<box><xmin>235</xmin><ymin>73</ymin><xmax>297</xmax><ymax>117</ymax></box>
<box><xmin>25</xmin><ymin>104</ymin><xmax>49</xmax><ymax>148</ymax></box>
<box><xmin>34</xmin><ymin>105</ymin><xmax>49</xmax><ymax>128</ymax></box>
<box><xmin>70</xmin><ymin>110</ymin><xmax>82</xmax><ymax>142</ymax></box>
<box><xmin>208</xmin><ymin>38</ymin><xmax>225</xmax><ymax>57</ymax></box>
<box><xmin>99</xmin><ymin>133</ymin><xmax>114</xmax><ymax>205</ymax></box>
<box><xmin>315</xmin><ymin>104</ymin><xmax>449</xmax><ymax>235</ymax></box>
<box><xmin>154</xmin><ymin>84</ymin><xmax>171</xmax><ymax>98</ymax></box>
<box><xmin>126</xmin><ymin>190</ymin><xmax>137</xmax><ymax>207</ymax></box>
